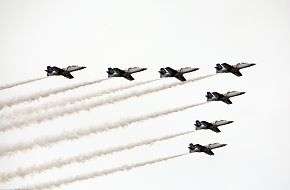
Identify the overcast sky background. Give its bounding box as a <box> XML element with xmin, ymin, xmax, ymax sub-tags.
<box><xmin>0</xmin><ymin>0</ymin><xmax>290</xmax><ymax>189</ymax></box>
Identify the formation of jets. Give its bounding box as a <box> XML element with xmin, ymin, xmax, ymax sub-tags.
<box><xmin>45</xmin><ymin>63</ymin><xmax>255</xmax><ymax>156</ymax></box>
<box><xmin>45</xmin><ymin>62</ymin><xmax>254</xmax><ymax>81</ymax></box>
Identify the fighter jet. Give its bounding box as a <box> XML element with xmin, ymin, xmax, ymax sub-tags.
<box><xmin>106</xmin><ymin>67</ymin><xmax>147</xmax><ymax>81</ymax></box>
<box><xmin>195</xmin><ymin>120</ymin><xmax>234</xmax><ymax>133</ymax></box>
<box><xmin>158</xmin><ymin>67</ymin><xmax>199</xmax><ymax>81</ymax></box>
<box><xmin>206</xmin><ymin>91</ymin><xmax>245</xmax><ymax>104</ymax></box>
<box><xmin>45</xmin><ymin>65</ymin><xmax>86</xmax><ymax>79</ymax></box>
<box><xmin>188</xmin><ymin>143</ymin><xmax>227</xmax><ymax>155</ymax></box>
<box><xmin>215</xmin><ymin>62</ymin><xmax>255</xmax><ymax>77</ymax></box>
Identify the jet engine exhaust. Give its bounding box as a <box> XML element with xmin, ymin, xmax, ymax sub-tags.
<box><xmin>0</xmin><ymin>131</ymin><xmax>193</xmax><ymax>182</ymax></box>
<box><xmin>0</xmin><ymin>102</ymin><xmax>206</xmax><ymax>156</ymax></box>
<box><xmin>26</xmin><ymin>153</ymin><xmax>188</xmax><ymax>190</ymax></box>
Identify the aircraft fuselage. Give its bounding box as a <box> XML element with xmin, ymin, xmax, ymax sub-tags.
<box><xmin>195</xmin><ymin>120</ymin><xmax>233</xmax><ymax>130</ymax></box>
<box><xmin>188</xmin><ymin>143</ymin><xmax>227</xmax><ymax>155</ymax></box>
<box><xmin>107</xmin><ymin>67</ymin><xmax>147</xmax><ymax>80</ymax></box>
<box><xmin>207</xmin><ymin>91</ymin><xmax>245</xmax><ymax>102</ymax></box>
<box><xmin>216</xmin><ymin>63</ymin><xmax>255</xmax><ymax>73</ymax></box>
<box><xmin>45</xmin><ymin>65</ymin><xmax>86</xmax><ymax>77</ymax></box>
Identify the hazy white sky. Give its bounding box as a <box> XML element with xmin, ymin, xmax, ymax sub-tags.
<box><xmin>0</xmin><ymin>0</ymin><xmax>290</xmax><ymax>189</ymax></box>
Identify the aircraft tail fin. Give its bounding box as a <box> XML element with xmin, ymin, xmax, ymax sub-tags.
<box><xmin>188</xmin><ymin>143</ymin><xmax>195</xmax><ymax>150</ymax></box>
<box><xmin>159</xmin><ymin>68</ymin><xmax>168</xmax><ymax>78</ymax></box>
<box><xmin>195</xmin><ymin>120</ymin><xmax>202</xmax><ymax>127</ymax></box>
<box><xmin>159</xmin><ymin>68</ymin><xmax>167</xmax><ymax>75</ymax></box>
<box><xmin>107</xmin><ymin>67</ymin><xmax>114</xmax><ymax>75</ymax></box>
<box><xmin>215</xmin><ymin>64</ymin><xmax>223</xmax><ymax>71</ymax></box>
<box><xmin>206</xmin><ymin>92</ymin><xmax>214</xmax><ymax>98</ymax></box>
<box><xmin>46</xmin><ymin>66</ymin><xmax>53</xmax><ymax>73</ymax></box>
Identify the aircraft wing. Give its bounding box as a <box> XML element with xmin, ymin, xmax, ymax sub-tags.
<box><xmin>175</xmin><ymin>75</ymin><xmax>186</xmax><ymax>82</ymax></box>
<box><xmin>221</xmin><ymin>98</ymin><xmax>232</xmax><ymax>104</ymax></box>
<box><xmin>212</xmin><ymin>92</ymin><xmax>223</xmax><ymax>98</ymax></box>
<box><xmin>52</xmin><ymin>66</ymin><xmax>64</xmax><ymax>73</ymax></box>
<box><xmin>221</xmin><ymin>63</ymin><xmax>234</xmax><ymax>70</ymax></box>
<box><xmin>123</xmin><ymin>75</ymin><xmax>135</xmax><ymax>81</ymax></box>
<box><xmin>113</xmin><ymin>68</ymin><xmax>126</xmax><ymax>75</ymax></box>
<box><xmin>201</xmin><ymin>121</ymin><xmax>212</xmax><ymax>127</ymax></box>
<box><xmin>195</xmin><ymin>144</ymin><xmax>205</xmax><ymax>150</ymax></box>
<box><xmin>165</xmin><ymin>67</ymin><xmax>178</xmax><ymax>75</ymax></box>
<box><xmin>51</xmin><ymin>67</ymin><xmax>74</xmax><ymax>79</ymax></box>
<box><xmin>232</xmin><ymin>70</ymin><xmax>243</xmax><ymax>77</ymax></box>
<box><xmin>62</xmin><ymin>72</ymin><xmax>74</xmax><ymax>79</ymax></box>
<box><xmin>209</xmin><ymin>127</ymin><xmax>221</xmax><ymax>133</ymax></box>
<box><xmin>204</xmin><ymin>149</ymin><xmax>214</xmax><ymax>155</ymax></box>
<box><xmin>212</xmin><ymin>92</ymin><xmax>232</xmax><ymax>104</ymax></box>
<box><xmin>222</xmin><ymin>63</ymin><xmax>242</xmax><ymax>76</ymax></box>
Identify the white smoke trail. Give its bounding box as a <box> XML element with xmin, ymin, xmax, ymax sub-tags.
<box><xmin>27</xmin><ymin>153</ymin><xmax>189</xmax><ymax>190</ymax></box>
<box><xmin>0</xmin><ymin>78</ymin><xmax>108</xmax><ymax>110</ymax></box>
<box><xmin>0</xmin><ymin>131</ymin><xmax>193</xmax><ymax>182</ymax></box>
<box><xmin>0</xmin><ymin>102</ymin><xmax>206</xmax><ymax>156</ymax></box>
<box><xmin>0</xmin><ymin>76</ymin><xmax>48</xmax><ymax>91</ymax></box>
<box><xmin>0</xmin><ymin>74</ymin><xmax>214</xmax><ymax>132</ymax></box>
<box><xmin>3</xmin><ymin>79</ymin><xmax>159</xmax><ymax>119</ymax></box>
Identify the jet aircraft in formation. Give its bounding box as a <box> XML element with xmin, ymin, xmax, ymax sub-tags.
<box><xmin>45</xmin><ymin>63</ymin><xmax>254</xmax><ymax>80</ymax></box>
<box><xmin>45</xmin><ymin>65</ymin><xmax>86</xmax><ymax>79</ymax></box>
<box><xmin>42</xmin><ymin>63</ymin><xmax>254</xmax><ymax>157</ymax></box>
<box><xmin>206</xmin><ymin>91</ymin><xmax>245</xmax><ymax>104</ymax></box>
<box><xmin>215</xmin><ymin>62</ymin><xmax>255</xmax><ymax>77</ymax></box>
<box><xmin>158</xmin><ymin>67</ymin><xmax>199</xmax><ymax>81</ymax></box>
<box><xmin>107</xmin><ymin>67</ymin><xmax>147</xmax><ymax>81</ymax></box>
<box><xmin>188</xmin><ymin>143</ymin><xmax>227</xmax><ymax>155</ymax></box>
<box><xmin>195</xmin><ymin>120</ymin><xmax>233</xmax><ymax>133</ymax></box>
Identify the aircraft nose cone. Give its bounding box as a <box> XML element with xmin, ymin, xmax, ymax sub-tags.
<box><xmin>228</xmin><ymin>121</ymin><xmax>234</xmax><ymax>124</ymax></box>
<box><xmin>240</xmin><ymin>92</ymin><xmax>246</xmax><ymax>95</ymax></box>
